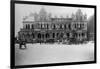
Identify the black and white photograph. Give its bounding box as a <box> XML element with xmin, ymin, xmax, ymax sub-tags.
<box><xmin>11</xmin><ymin>0</ymin><xmax>96</xmax><ymax>68</ymax></box>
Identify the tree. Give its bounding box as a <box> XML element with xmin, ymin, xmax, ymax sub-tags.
<box><xmin>87</xmin><ymin>15</ymin><xmax>94</xmax><ymax>41</ymax></box>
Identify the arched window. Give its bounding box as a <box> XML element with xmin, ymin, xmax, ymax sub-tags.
<box><xmin>81</xmin><ymin>23</ymin><xmax>84</xmax><ymax>29</ymax></box>
<box><xmin>38</xmin><ymin>33</ymin><xmax>41</xmax><ymax>39</ymax></box>
<box><xmin>40</xmin><ymin>24</ymin><xmax>42</xmax><ymax>29</ymax></box>
<box><xmin>42</xmin><ymin>34</ymin><xmax>44</xmax><ymax>39</ymax></box>
<box><xmin>28</xmin><ymin>24</ymin><xmax>30</xmax><ymax>29</ymax></box>
<box><xmin>75</xmin><ymin>23</ymin><xmax>77</xmax><ymax>29</ymax></box>
<box><xmin>60</xmin><ymin>33</ymin><xmax>64</xmax><ymax>38</ymax></box>
<box><xmin>77</xmin><ymin>23</ymin><xmax>79</xmax><ymax>29</ymax></box>
<box><xmin>66</xmin><ymin>33</ymin><xmax>69</xmax><ymax>37</ymax></box>
<box><xmin>68</xmin><ymin>24</ymin><xmax>71</xmax><ymax>30</ymax></box>
<box><xmin>26</xmin><ymin>24</ymin><xmax>28</xmax><ymax>29</ymax></box>
<box><xmin>66</xmin><ymin>24</ymin><xmax>68</xmax><ymax>29</ymax></box>
<box><xmin>31</xmin><ymin>24</ymin><xmax>34</xmax><ymax>29</ymax></box>
<box><xmin>82</xmin><ymin>33</ymin><xmax>84</xmax><ymax>37</ymax></box>
<box><xmin>51</xmin><ymin>24</ymin><xmax>54</xmax><ymax>29</ymax></box>
<box><xmin>62</xmin><ymin>24</ymin><xmax>64</xmax><ymax>29</ymax></box>
<box><xmin>42</xmin><ymin>24</ymin><xmax>45</xmax><ymax>29</ymax></box>
<box><xmin>53</xmin><ymin>24</ymin><xmax>56</xmax><ymax>29</ymax></box>
<box><xmin>53</xmin><ymin>33</ymin><xmax>55</xmax><ymax>38</ymax></box>
<box><xmin>32</xmin><ymin>33</ymin><xmax>35</xmax><ymax>38</ymax></box>
<box><xmin>60</xmin><ymin>24</ymin><xmax>62</xmax><ymax>29</ymax></box>
<box><xmin>56</xmin><ymin>24</ymin><xmax>58</xmax><ymax>29</ymax></box>
<box><xmin>45</xmin><ymin>24</ymin><xmax>47</xmax><ymax>29</ymax></box>
<box><xmin>47</xmin><ymin>24</ymin><xmax>49</xmax><ymax>29</ymax></box>
<box><xmin>64</xmin><ymin>24</ymin><xmax>66</xmax><ymax>29</ymax></box>
<box><xmin>74</xmin><ymin>33</ymin><xmax>77</xmax><ymax>38</ymax></box>
<box><xmin>80</xmin><ymin>16</ymin><xmax>83</xmax><ymax>21</ymax></box>
<box><xmin>56</xmin><ymin>33</ymin><xmax>59</xmax><ymax>38</ymax></box>
<box><xmin>45</xmin><ymin>33</ymin><xmax>49</xmax><ymax>38</ymax></box>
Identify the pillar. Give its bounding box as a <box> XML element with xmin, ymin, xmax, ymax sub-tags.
<box><xmin>69</xmin><ymin>32</ymin><xmax>72</xmax><ymax>38</ymax></box>
<box><xmin>49</xmin><ymin>32</ymin><xmax>52</xmax><ymax>39</ymax></box>
<box><xmin>77</xmin><ymin>33</ymin><xmax>79</xmax><ymax>40</ymax></box>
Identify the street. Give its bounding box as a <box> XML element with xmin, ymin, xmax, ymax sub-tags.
<box><xmin>15</xmin><ymin>42</ymin><xmax>94</xmax><ymax>65</ymax></box>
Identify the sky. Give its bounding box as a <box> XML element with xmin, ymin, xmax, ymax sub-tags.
<box><xmin>15</xmin><ymin>3</ymin><xmax>94</xmax><ymax>37</ymax></box>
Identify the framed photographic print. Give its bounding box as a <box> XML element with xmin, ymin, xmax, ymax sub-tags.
<box><xmin>11</xmin><ymin>0</ymin><xmax>96</xmax><ymax>68</ymax></box>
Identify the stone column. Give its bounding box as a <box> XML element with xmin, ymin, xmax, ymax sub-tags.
<box><xmin>71</xmin><ymin>23</ymin><xmax>74</xmax><ymax>30</ymax></box>
<box><xmin>80</xmin><ymin>33</ymin><xmax>82</xmax><ymax>41</ymax></box>
<box><xmin>69</xmin><ymin>32</ymin><xmax>72</xmax><ymax>38</ymax></box>
<box><xmin>29</xmin><ymin>24</ymin><xmax>31</xmax><ymax>29</ymax></box>
<box><xmin>63</xmin><ymin>33</ymin><xmax>67</xmax><ymax>40</ymax></box>
<box><xmin>49</xmin><ymin>24</ymin><xmax>51</xmax><ymax>30</ymax></box>
<box><xmin>35</xmin><ymin>32</ymin><xmax>38</xmax><ymax>40</ymax></box>
<box><xmin>50</xmin><ymin>32</ymin><xmax>52</xmax><ymax>39</ymax></box>
<box><xmin>84</xmin><ymin>33</ymin><xmax>87</xmax><ymax>39</ymax></box>
<box><xmin>78</xmin><ymin>32</ymin><xmax>83</xmax><ymax>41</ymax></box>
<box><xmin>53</xmin><ymin>33</ymin><xmax>55</xmax><ymax>38</ymax></box>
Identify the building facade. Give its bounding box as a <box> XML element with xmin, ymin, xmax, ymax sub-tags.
<box><xmin>18</xmin><ymin>8</ymin><xmax>87</xmax><ymax>44</ymax></box>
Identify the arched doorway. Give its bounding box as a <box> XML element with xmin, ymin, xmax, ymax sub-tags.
<box><xmin>26</xmin><ymin>24</ymin><xmax>28</xmax><ymax>29</ymax></box>
<box><xmin>38</xmin><ymin>33</ymin><xmax>41</xmax><ymax>39</ymax></box>
<box><xmin>52</xmin><ymin>33</ymin><xmax>55</xmax><ymax>38</ymax></box>
<box><xmin>28</xmin><ymin>24</ymin><xmax>30</xmax><ymax>29</ymax></box>
<box><xmin>60</xmin><ymin>33</ymin><xmax>64</xmax><ymax>38</ymax></box>
<box><xmin>31</xmin><ymin>24</ymin><xmax>34</xmax><ymax>29</ymax></box>
<box><xmin>66</xmin><ymin>33</ymin><xmax>69</xmax><ymax>38</ymax></box>
<box><xmin>32</xmin><ymin>33</ymin><xmax>35</xmax><ymax>39</ymax></box>
<box><xmin>45</xmin><ymin>33</ymin><xmax>50</xmax><ymax>39</ymax></box>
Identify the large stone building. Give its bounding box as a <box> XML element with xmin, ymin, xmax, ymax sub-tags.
<box><xmin>18</xmin><ymin>8</ymin><xmax>87</xmax><ymax>43</ymax></box>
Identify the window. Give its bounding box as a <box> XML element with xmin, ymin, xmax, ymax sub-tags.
<box><xmin>82</xmin><ymin>33</ymin><xmax>84</xmax><ymax>37</ymax></box>
<box><xmin>56</xmin><ymin>24</ymin><xmax>60</xmax><ymax>29</ymax></box>
<box><xmin>66</xmin><ymin>24</ymin><xmax>68</xmax><ymax>29</ymax></box>
<box><xmin>66</xmin><ymin>33</ymin><xmax>69</xmax><ymax>37</ymax></box>
<box><xmin>32</xmin><ymin>24</ymin><xmax>34</xmax><ymax>29</ymax></box>
<box><xmin>41</xmin><ymin>24</ymin><xmax>42</xmax><ymax>29</ymax></box>
<box><xmin>38</xmin><ymin>33</ymin><xmax>41</xmax><ymax>39</ymax></box>
<box><xmin>45</xmin><ymin>33</ymin><xmax>49</xmax><ymax>38</ymax></box>
<box><xmin>60</xmin><ymin>24</ymin><xmax>62</xmax><ymax>29</ymax></box>
<box><xmin>50</xmin><ymin>24</ymin><xmax>53</xmax><ymax>29</ymax></box>
<box><xmin>32</xmin><ymin>33</ymin><xmax>35</xmax><ymax>38</ymax></box>
<box><xmin>60</xmin><ymin>33</ymin><xmax>64</xmax><ymax>38</ymax></box>
<box><xmin>64</xmin><ymin>24</ymin><xmax>66</xmax><ymax>29</ymax></box>
<box><xmin>26</xmin><ymin>24</ymin><xmax>28</xmax><ymax>29</ymax></box>
<box><xmin>53</xmin><ymin>33</ymin><xmax>55</xmax><ymax>38</ymax></box>
<box><xmin>56</xmin><ymin>33</ymin><xmax>59</xmax><ymax>37</ymax></box>
<box><xmin>68</xmin><ymin>24</ymin><xmax>71</xmax><ymax>30</ymax></box>
<box><xmin>28</xmin><ymin>24</ymin><xmax>30</xmax><ymax>29</ymax></box>
<box><xmin>42</xmin><ymin>24</ymin><xmax>44</xmax><ymax>29</ymax></box>
<box><xmin>62</xmin><ymin>24</ymin><xmax>64</xmax><ymax>29</ymax></box>
<box><xmin>53</xmin><ymin>24</ymin><xmax>56</xmax><ymax>29</ymax></box>
<box><xmin>47</xmin><ymin>24</ymin><xmax>49</xmax><ymax>29</ymax></box>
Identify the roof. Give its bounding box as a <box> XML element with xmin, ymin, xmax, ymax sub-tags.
<box><xmin>51</xmin><ymin>18</ymin><xmax>72</xmax><ymax>21</ymax></box>
<box><xmin>24</xmin><ymin>16</ymin><xmax>35</xmax><ymax>22</ymax></box>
